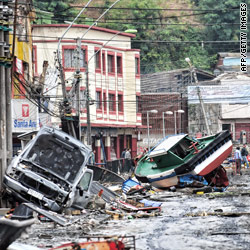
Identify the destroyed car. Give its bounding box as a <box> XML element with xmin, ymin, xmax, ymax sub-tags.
<box><xmin>3</xmin><ymin>126</ymin><xmax>93</xmax><ymax>212</ymax></box>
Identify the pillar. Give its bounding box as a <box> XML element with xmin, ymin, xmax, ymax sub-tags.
<box><xmin>117</xmin><ymin>135</ymin><xmax>121</xmax><ymax>159</ymax></box>
<box><xmin>105</xmin><ymin>136</ymin><xmax>111</xmax><ymax>161</ymax></box>
<box><xmin>95</xmin><ymin>139</ymin><xmax>101</xmax><ymax>164</ymax></box>
<box><xmin>131</xmin><ymin>137</ymin><xmax>137</xmax><ymax>159</ymax></box>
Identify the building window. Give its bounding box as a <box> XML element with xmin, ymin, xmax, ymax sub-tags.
<box><xmin>23</xmin><ymin>62</ymin><xmax>29</xmax><ymax>82</ymax></box>
<box><xmin>102</xmin><ymin>51</ymin><xmax>106</xmax><ymax>74</ymax></box>
<box><xmin>117</xmin><ymin>55</ymin><xmax>122</xmax><ymax>74</ymax></box>
<box><xmin>103</xmin><ymin>92</ymin><xmax>107</xmax><ymax>111</ymax></box>
<box><xmin>109</xmin><ymin>93</ymin><xmax>116</xmax><ymax>111</ymax></box>
<box><xmin>96</xmin><ymin>91</ymin><xmax>102</xmax><ymax>110</ymax></box>
<box><xmin>95</xmin><ymin>50</ymin><xmax>101</xmax><ymax>69</ymax></box>
<box><xmin>135</xmin><ymin>56</ymin><xmax>140</xmax><ymax>75</ymax></box>
<box><xmin>118</xmin><ymin>94</ymin><xmax>123</xmax><ymax>112</ymax></box>
<box><xmin>108</xmin><ymin>54</ymin><xmax>115</xmax><ymax>73</ymax></box>
<box><xmin>64</xmin><ymin>48</ymin><xmax>86</xmax><ymax>68</ymax></box>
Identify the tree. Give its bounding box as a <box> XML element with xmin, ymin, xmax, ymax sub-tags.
<box><xmin>137</xmin><ymin>25</ymin><xmax>217</xmax><ymax>73</ymax></box>
<box><xmin>194</xmin><ymin>0</ymin><xmax>250</xmax><ymax>53</ymax></box>
<box><xmin>33</xmin><ymin>0</ymin><xmax>79</xmax><ymax>24</ymax></box>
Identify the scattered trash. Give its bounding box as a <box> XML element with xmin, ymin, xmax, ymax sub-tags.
<box><xmin>48</xmin><ymin>235</ymin><xmax>136</xmax><ymax>250</ymax></box>
<box><xmin>192</xmin><ymin>186</ymin><xmax>213</xmax><ymax>194</ymax></box>
<box><xmin>122</xmin><ymin>178</ymin><xmax>142</xmax><ymax>194</ymax></box>
<box><xmin>179</xmin><ymin>174</ymin><xmax>208</xmax><ymax>188</ymax></box>
<box><xmin>139</xmin><ymin>199</ymin><xmax>162</xmax><ymax>208</ymax></box>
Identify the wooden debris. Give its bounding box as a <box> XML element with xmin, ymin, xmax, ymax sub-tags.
<box><xmin>186</xmin><ymin>211</ymin><xmax>250</xmax><ymax>217</ymax></box>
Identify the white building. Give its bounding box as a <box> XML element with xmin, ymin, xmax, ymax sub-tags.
<box><xmin>188</xmin><ymin>72</ymin><xmax>250</xmax><ymax>142</ymax></box>
<box><xmin>32</xmin><ymin>24</ymin><xmax>141</xmax><ymax>162</ymax></box>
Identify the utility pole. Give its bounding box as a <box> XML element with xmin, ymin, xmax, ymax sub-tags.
<box><xmin>56</xmin><ymin>0</ymin><xmax>93</xmax><ymax>139</ymax></box>
<box><xmin>0</xmin><ymin>0</ymin><xmax>13</xmax><ymax>192</ymax></box>
<box><xmin>85</xmin><ymin>64</ymin><xmax>91</xmax><ymax>146</ymax></box>
<box><xmin>58</xmin><ymin>53</ymin><xmax>76</xmax><ymax>138</ymax></box>
<box><xmin>56</xmin><ymin>0</ymin><xmax>121</xmax><ymax>143</ymax></box>
<box><xmin>185</xmin><ymin>58</ymin><xmax>211</xmax><ymax>135</ymax></box>
<box><xmin>75</xmin><ymin>37</ymin><xmax>82</xmax><ymax>140</ymax></box>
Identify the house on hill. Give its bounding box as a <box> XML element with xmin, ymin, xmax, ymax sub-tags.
<box><xmin>214</xmin><ymin>52</ymin><xmax>250</xmax><ymax>75</ymax></box>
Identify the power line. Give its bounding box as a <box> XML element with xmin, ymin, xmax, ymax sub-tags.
<box><xmin>29</xmin><ymin>33</ymin><xmax>247</xmax><ymax>44</ymax></box>
<box><xmin>33</xmin><ymin>4</ymin><xmax>243</xmax><ymax>12</ymax></box>
<box><xmin>13</xmin><ymin>12</ymin><xmax>249</xmax><ymax>27</ymax></box>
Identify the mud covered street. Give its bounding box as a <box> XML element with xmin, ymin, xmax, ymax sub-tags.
<box><xmin>12</xmin><ymin>168</ymin><xmax>250</xmax><ymax>250</ymax></box>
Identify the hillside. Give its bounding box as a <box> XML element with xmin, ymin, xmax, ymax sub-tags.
<box><xmin>33</xmin><ymin>0</ymin><xmax>247</xmax><ymax>73</ymax></box>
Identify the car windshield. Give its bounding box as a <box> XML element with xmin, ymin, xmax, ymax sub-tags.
<box><xmin>24</xmin><ymin>134</ymin><xmax>85</xmax><ymax>183</ymax></box>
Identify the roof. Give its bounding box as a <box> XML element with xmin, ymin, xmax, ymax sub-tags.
<box><xmin>148</xmin><ymin>134</ymin><xmax>187</xmax><ymax>158</ymax></box>
<box><xmin>218</xmin><ymin>52</ymin><xmax>250</xmax><ymax>58</ymax></box>
<box><xmin>32</xmin><ymin>24</ymin><xmax>136</xmax><ymax>38</ymax></box>
<box><xmin>141</xmin><ymin>68</ymin><xmax>215</xmax><ymax>94</ymax></box>
<box><xmin>142</xmin><ymin>68</ymin><xmax>214</xmax><ymax>78</ymax></box>
<box><xmin>213</xmin><ymin>72</ymin><xmax>250</xmax><ymax>81</ymax></box>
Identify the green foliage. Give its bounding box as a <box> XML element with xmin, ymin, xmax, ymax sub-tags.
<box><xmin>33</xmin><ymin>0</ymin><xmax>80</xmax><ymax>24</ymax></box>
<box><xmin>194</xmin><ymin>0</ymin><xmax>250</xmax><ymax>53</ymax></box>
<box><xmin>138</xmin><ymin>25</ymin><xmax>217</xmax><ymax>73</ymax></box>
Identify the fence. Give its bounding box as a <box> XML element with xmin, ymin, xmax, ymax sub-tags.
<box><xmin>103</xmin><ymin>159</ymin><xmax>134</xmax><ymax>174</ymax></box>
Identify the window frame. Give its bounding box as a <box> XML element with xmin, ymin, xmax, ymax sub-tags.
<box><xmin>102</xmin><ymin>51</ymin><xmax>106</xmax><ymax>75</ymax></box>
<box><xmin>118</xmin><ymin>93</ymin><xmax>123</xmax><ymax>113</ymax></box>
<box><xmin>107</xmin><ymin>52</ymin><xmax>115</xmax><ymax>75</ymax></box>
<box><xmin>95</xmin><ymin>89</ymin><xmax>102</xmax><ymax>111</ymax></box>
<box><xmin>95</xmin><ymin>47</ymin><xmax>101</xmax><ymax>73</ymax></box>
<box><xmin>62</xmin><ymin>45</ymin><xmax>88</xmax><ymax>72</ymax></box>
<box><xmin>108</xmin><ymin>92</ymin><xmax>116</xmax><ymax>112</ymax></box>
<box><xmin>103</xmin><ymin>91</ymin><xmax>107</xmax><ymax>112</ymax></box>
<box><xmin>116</xmin><ymin>53</ymin><xmax>123</xmax><ymax>76</ymax></box>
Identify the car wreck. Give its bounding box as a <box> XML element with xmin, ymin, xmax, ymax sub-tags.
<box><xmin>3</xmin><ymin>126</ymin><xmax>94</xmax><ymax>213</ymax></box>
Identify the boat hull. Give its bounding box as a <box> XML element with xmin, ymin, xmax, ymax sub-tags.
<box><xmin>192</xmin><ymin>140</ymin><xmax>233</xmax><ymax>176</ymax></box>
<box><xmin>148</xmin><ymin>175</ymin><xmax>178</xmax><ymax>189</ymax></box>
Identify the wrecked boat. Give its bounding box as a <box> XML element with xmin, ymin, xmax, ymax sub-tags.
<box><xmin>134</xmin><ymin>130</ymin><xmax>232</xmax><ymax>188</ymax></box>
<box><xmin>3</xmin><ymin>126</ymin><xmax>94</xmax><ymax>212</ymax></box>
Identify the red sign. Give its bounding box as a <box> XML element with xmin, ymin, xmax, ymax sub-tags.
<box><xmin>22</xmin><ymin>104</ymin><xmax>29</xmax><ymax>117</ymax></box>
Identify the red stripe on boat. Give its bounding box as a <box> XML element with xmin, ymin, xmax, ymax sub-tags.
<box><xmin>199</xmin><ymin>145</ymin><xmax>233</xmax><ymax>176</ymax></box>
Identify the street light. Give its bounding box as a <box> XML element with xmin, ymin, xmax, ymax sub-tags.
<box><xmin>162</xmin><ymin>111</ymin><xmax>173</xmax><ymax>138</ymax></box>
<box><xmin>174</xmin><ymin>109</ymin><xmax>185</xmax><ymax>134</ymax></box>
<box><xmin>147</xmin><ymin>110</ymin><xmax>158</xmax><ymax>149</ymax></box>
<box><xmin>85</xmin><ymin>29</ymin><xmax>137</xmax><ymax>145</ymax></box>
